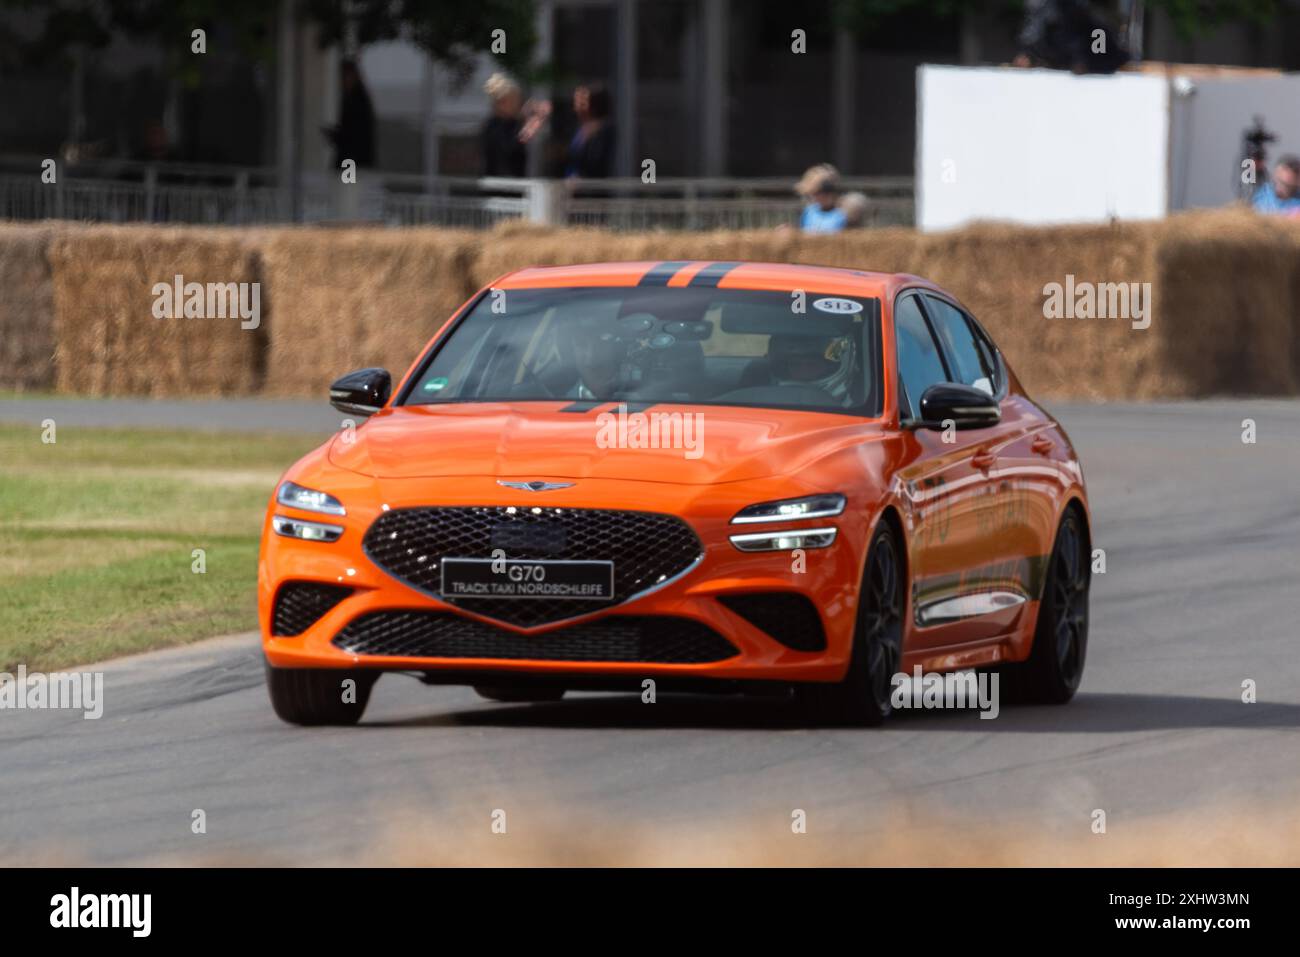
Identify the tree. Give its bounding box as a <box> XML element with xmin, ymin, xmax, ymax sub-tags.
<box><xmin>1</xmin><ymin>0</ymin><xmax>537</xmax><ymax>79</ymax></box>
<box><xmin>830</xmin><ymin>0</ymin><xmax>1285</xmax><ymax>43</ymax></box>
<box><xmin>0</xmin><ymin>0</ymin><xmax>273</xmax><ymax>80</ymax></box>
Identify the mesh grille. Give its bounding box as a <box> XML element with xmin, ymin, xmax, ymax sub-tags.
<box><xmin>272</xmin><ymin>582</ymin><xmax>352</xmax><ymax>636</ymax></box>
<box><xmin>717</xmin><ymin>593</ymin><xmax>826</xmax><ymax>651</ymax></box>
<box><xmin>333</xmin><ymin>612</ymin><xmax>738</xmax><ymax>664</ymax></box>
<box><xmin>362</xmin><ymin>506</ymin><xmax>702</xmax><ymax>627</ymax></box>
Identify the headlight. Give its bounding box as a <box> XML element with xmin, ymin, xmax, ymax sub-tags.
<box><xmin>276</xmin><ymin>481</ymin><xmax>346</xmax><ymax>516</ymax></box>
<box><xmin>272</xmin><ymin>516</ymin><xmax>344</xmax><ymax>542</ymax></box>
<box><xmin>730</xmin><ymin>493</ymin><xmax>845</xmax><ymax>525</ymax></box>
<box><xmin>729</xmin><ymin>527</ymin><xmax>838</xmax><ymax>552</ymax></box>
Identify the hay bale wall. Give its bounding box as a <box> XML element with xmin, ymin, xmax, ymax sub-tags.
<box><xmin>15</xmin><ymin>209</ymin><xmax>1300</xmax><ymax>402</ymax></box>
<box><xmin>1150</xmin><ymin>211</ymin><xmax>1300</xmax><ymax>397</ymax></box>
<box><xmin>473</xmin><ymin>221</ymin><xmax>1161</xmax><ymax>400</ymax></box>
<box><xmin>788</xmin><ymin>222</ymin><xmax>1159</xmax><ymax>400</ymax></box>
<box><xmin>0</xmin><ymin>224</ymin><xmax>57</xmax><ymax>392</ymax></box>
<box><xmin>47</xmin><ymin>225</ymin><xmax>265</xmax><ymax>397</ymax></box>
<box><xmin>470</xmin><ymin>222</ymin><xmax>805</xmax><ymax>286</ymax></box>
<box><xmin>258</xmin><ymin>228</ymin><xmax>477</xmax><ymax>397</ymax></box>
<box><xmin>473</xmin><ymin>213</ymin><xmax>1299</xmax><ymax>401</ymax></box>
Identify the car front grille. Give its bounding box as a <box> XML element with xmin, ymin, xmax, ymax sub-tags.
<box><xmin>362</xmin><ymin>506</ymin><xmax>703</xmax><ymax>627</ymax></box>
<box><xmin>332</xmin><ymin>612</ymin><xmax>738</xmax><ymax>664</ymax></box>
<box><xmin>271</xmin><ymin>582</ymin><xmax>352</xmax><ymax>636</ymax></box>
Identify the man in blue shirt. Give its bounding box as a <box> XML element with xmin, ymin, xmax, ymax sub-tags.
<box><xmin>1252</xmin><ymin>156</ymin><xmax>1300</xmax><ymax>216</ymax></box>
<box><xmin>795</xmin><ymin>164</ymin><xmax>848</xmax><ymax>233</ymax></box>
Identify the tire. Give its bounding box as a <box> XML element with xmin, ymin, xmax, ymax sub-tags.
<box><xmin>1004</xmin><ymin>508</ymin><xmax>1090</xmax><ymax>704</ymax></box>
<box><xmin>474</xmin><ymin>686</ymin><xmax>566</xmax><ymax>703</ymax></box>
<box><xmin>800</xmin><ymin>521</ymin><xmax>904</xmax><ymax>726</ymax></box>
<box><xmin>265</xmin><ymin>663</ymin><xmax>378</xmax><ymax>726</ymax></box>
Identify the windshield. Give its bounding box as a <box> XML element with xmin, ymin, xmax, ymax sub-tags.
<box><xmin>402</xmin><ymin>286</ymin><xmax>882</xmax><ymax>415</ymax></box>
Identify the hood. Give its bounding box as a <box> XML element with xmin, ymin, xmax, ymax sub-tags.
<box><xmin>328</xmin><ymin>402</ymin><xmax>879</xmax><ymax>486</ymax></box>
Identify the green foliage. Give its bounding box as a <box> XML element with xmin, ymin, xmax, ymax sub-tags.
<box><xmin>1</xmin><ymin>0</ymin><xmax>537</xmax><ymax>77</ymax></box>
<box><xmin>7</xmin><ymin>0</ymin><xmax>1283</xmax><ymax>74</ymax></box>
<box><xmin>830</xmin><ymin>0</ymin><xmax>1286</xmax><ymax>42</ymax></box>
<box><xmin>0</xmin><ymin>0</ymin><xmax>273</xmax><ymax>71</ymax></box>
<box><xmin>1150</xmin><ymin>0</ymin><xmax>1283</xmax><ymax>40</ymax></box>
<box><xmin>832</xmin><ymin>0</ymin><xmax>982</xmax><ymax>36</ymax></box>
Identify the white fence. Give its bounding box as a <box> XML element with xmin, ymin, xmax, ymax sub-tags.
<box><xmin>0</xmin><ymin>156</ymin><xmax>913</xmax><ymax>230</ymax></box>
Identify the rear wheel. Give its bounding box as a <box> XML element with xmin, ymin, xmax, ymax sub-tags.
<box><xmin>1005</xmin><ymin>508</ymin><xmax>1090</xmax><ymax>704</ymax></box>
<box><xmin>800</xmin><ymin>521</ymin><xmax>904</xmax><ymax>726</ymax></box>
<box><xmin>265</xmin><ymin>663</ymin><xmax>378</xmax><ymax>726</ymax></box>
<box><xmin>474</xmin><ymin>686</ymin><xmax>566</xmax><ymax>703</ymax></box>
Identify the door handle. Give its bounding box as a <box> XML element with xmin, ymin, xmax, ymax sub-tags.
<box><xmin>971</xmin><ymin>451</ymin><xmax>997</xmax><ymax>471</ymax></box>
<box><xmin>1031</xmin><ymin>437</ymin><xmax>1055</xmax><ymax>455</ymax></box>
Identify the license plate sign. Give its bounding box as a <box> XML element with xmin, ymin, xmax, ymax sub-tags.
<box><xmin>440</xmin><ymin>558</ymin><xmax>614</xmax><ymax>600</ymax></box>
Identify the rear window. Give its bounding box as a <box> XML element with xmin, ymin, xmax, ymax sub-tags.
<box><xmin>401</xmin><ymin>286</ymin><xmax>883</xmax><ymax>416</ymax></box>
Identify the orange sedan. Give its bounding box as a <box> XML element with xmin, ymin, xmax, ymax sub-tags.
<box><xmin>260</xmin><ymin>261</ymin><xmax>1090</xmax><ymax>725</ymax></box>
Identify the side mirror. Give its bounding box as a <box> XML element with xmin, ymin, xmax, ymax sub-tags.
<box><xmin>329</xmin><ymin>367</ymin><xmax>391</xmax><ymax>417</ymax></box>
<box><xmin>917</xmin><ymin>383</ymin><xmax>1000</xmax><ymax>430</ymax></box>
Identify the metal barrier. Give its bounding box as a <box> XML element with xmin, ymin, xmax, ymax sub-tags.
<box><xmin>564</xmin><ymin>177</ymin><xmax>915</xmax><ymax>230</ymax></box>
<box><xmin>0</xmin><ymin>155</ymin><xmax>913</xmax><ymax>230</ymax></box>
<box><xmin>380</xmin><ymin>174</ymin><xmax>532</xmax><ymax>228</ymax></box>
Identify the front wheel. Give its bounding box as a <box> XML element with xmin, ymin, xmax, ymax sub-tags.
<box><xmin>800</xmin><ymin>521</ymin><xmax>904</xmax><ymax>726</ymax></box>
<box><xmin>265</xmin><ymin>663</ymin><xmax>378</xmax><ymax>725</ymax></box>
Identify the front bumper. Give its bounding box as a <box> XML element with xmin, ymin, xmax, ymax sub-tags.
<box><xmin>259</xmin><ymin>475</ymin><xmax>869</xmax><ymax>683</ymax></box>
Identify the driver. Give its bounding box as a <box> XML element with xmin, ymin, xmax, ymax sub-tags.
<box><xmin>767</xmin><ymin>333</ymin><xmax>854</xmax><ymax>399</ymax></box>
<box><xmin>556</xmin><ymin>315</ymin><xmax>627</xmax><ymax>399</ymax></box>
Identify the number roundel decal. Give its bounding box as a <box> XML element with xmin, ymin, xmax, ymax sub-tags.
<box><xmin>812</xmin><ymin>297</ymin><xmax>863</xmax><ymax>315</ymax></box>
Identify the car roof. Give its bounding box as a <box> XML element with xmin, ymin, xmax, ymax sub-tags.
<box><xmin>493</xmin><ymin>260</ymin><xmax>939</xmax><ymax>300</ymax></box>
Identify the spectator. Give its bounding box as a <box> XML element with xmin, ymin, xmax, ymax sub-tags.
<box><xmin>126</xmin><ymin>120</ymin><xmax>188</xmax><ymax>186</ymax></box>
<box><xmin>839</xmin><ymin>191</ymin><xmax>870</xmax><ymax>228</ymax></box>
<box><xmin>1013</xmin><ymin>0</ymin><xmax>1130</xmax><ymax>74</ymax></box>
<box><xmin>1252</xmin><ymin>156</ymin><xmax>1300</xmax><ymax>216</ymax></box>
<box><xmin>134</xmin><ymin>120</ymin><xmax>177</xmax><ymax>163</ymax></box>
<box><xmin>795</xmin><ymin>164</ymin><xmax>847</xmax><ymax>233</ymax></box>
<box><xmin>323</xmin><ymin>58</ymin><xmax>375</xmax><ymax>170</ymax></box>
<box><xmin>480</xmin><ymin>72</ymin><xmax>551</xmax><ymax>177</ymax></box>
<box><xmin>565</xmin><ymin>84</ymin><xmax>615</xmax><ymax>179</ymax></box>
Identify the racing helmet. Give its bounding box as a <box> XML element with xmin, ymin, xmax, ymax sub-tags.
<box><xmin>768</xmin><ymin>333</ymin><xmax>854</xmax><ymax>396</ymax></box>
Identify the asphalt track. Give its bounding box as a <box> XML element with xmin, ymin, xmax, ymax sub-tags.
<box><xmin>1</xmin><ymin>397</ymin><xmax>1298</xmax><ymax>864</ymax></box>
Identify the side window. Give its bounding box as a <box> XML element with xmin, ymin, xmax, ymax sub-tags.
<box><xmin>894</xmin><ymin>295</ymin><xmax>949</xmax><ymax>420</ymax></box>
<box><xmin>924</xmin><ymin>296</ymin><xmax>999</xmax><ymax>396</ymax></box>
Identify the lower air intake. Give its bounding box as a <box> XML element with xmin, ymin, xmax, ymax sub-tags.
<box><xmin>717</xmin><ymin>593</ymin><xmax>826</xmax><ymax>651</ymax></box>
<box><xmin>272</xmin><ymin>582</ymin><xmax>352</xmax><ymax>636</ymax></box>
<box><xmin>333</xmin><ymin>612</ymin><xmax>738</xmax><ymax>664</ymax></box>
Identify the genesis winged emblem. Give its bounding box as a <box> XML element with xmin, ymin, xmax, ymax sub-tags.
<box><xmin>496</xmin><ymin>480</ymin><xmax>575</xmax><ymax>492</ymax></box>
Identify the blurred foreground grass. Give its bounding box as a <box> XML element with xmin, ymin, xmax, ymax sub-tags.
<box><xmin>0</xmin><ymin>424</ymin><xmax>323</xmax><ymax>671</ymax></box>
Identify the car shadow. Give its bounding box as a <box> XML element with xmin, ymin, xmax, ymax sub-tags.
<box><xmin>361</xmin><ymin>691</ymin><xmax>1300</xmax><ymax>733</ymax></box>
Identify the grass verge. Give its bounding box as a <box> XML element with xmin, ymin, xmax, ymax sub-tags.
<box><xmin>0</xmin><ymin>424</ymin><xmax>323</xmax><ymax>671</ymax></box>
